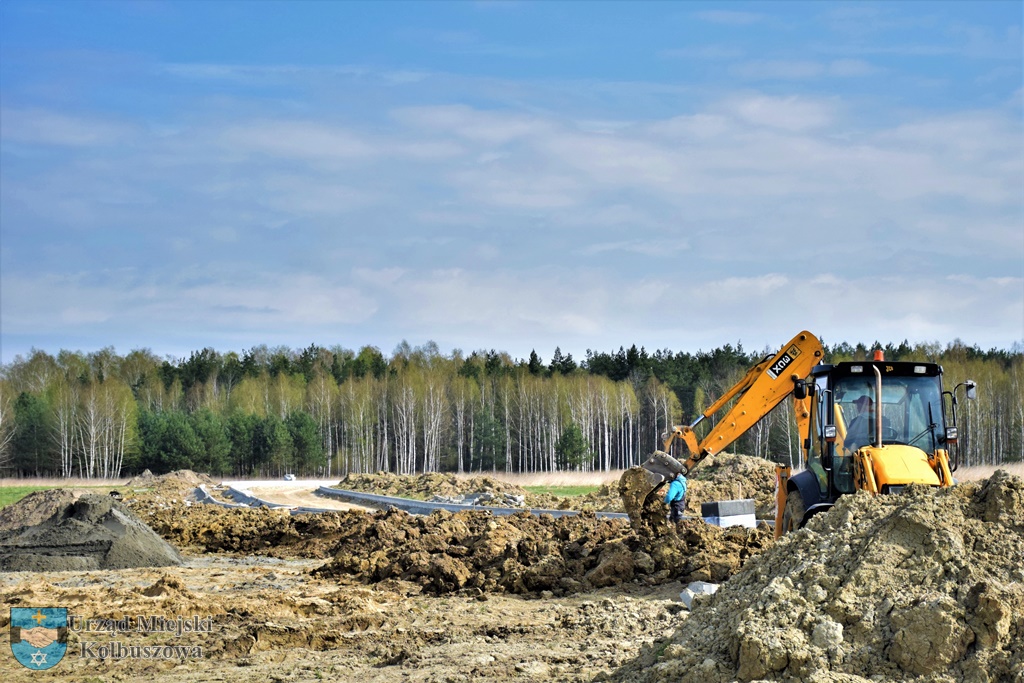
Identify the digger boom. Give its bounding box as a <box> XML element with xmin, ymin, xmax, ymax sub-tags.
<box><xmin>663</xmin><ymin>330</ymin><xmax>824</xmax><ymax>475</ymax></box>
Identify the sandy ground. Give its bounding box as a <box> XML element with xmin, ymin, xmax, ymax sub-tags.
<box><xmin>241</xmin><ymin>483</ymin><xmax>371</xmax><ymax>511</ymax></box>
<box><xmin>0</xmin><ymin>553</ymin><xmax>684</xmax><ymax>682</ymax></box>
<box><xmin>0</xmin><ymin>472</ymin><xmax>692</xmax><ymax>682</ymax></box>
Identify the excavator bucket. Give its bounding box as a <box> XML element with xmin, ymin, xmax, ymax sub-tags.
<box><xmin>619</xmin><ymin>451</ymin><xmax>686</xmax><ymax>529</ymax></box>
<box><xmin>640</xmin><ymin>451</ymin><xmax>687</xmax><ymax>481</ymax></box>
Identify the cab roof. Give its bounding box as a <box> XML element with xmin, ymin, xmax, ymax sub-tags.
<box><xmin>811</xmin><ymin>360</ymin><xmax>943</xmax><ymax>380</ymax></box>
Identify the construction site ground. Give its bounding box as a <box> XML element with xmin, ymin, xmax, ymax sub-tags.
<box><xmin>0</xmin><ymin>459</ymin><xmax>1020</xmax><ymax>682</ymax></box>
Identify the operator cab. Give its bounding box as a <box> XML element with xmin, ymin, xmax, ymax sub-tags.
<box><xmin>829</xmin><ymin>362</ymin><xmax>947</xmax><ymax>493</ymax></box>
<box><xmin>790</xmin><ymin>359</ymin><xmax>970</xmax><ymax>525</ymax></box>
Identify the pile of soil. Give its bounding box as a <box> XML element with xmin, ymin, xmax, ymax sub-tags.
<box><xmin>622</xmin><ymin>470</ymin><xmax>1024</xmax><ymax>683</ymax></box>
<box><xmin>618</xmin><ymin>453</ymin><xmax>780</xmax><ymax>527</ymax></box>
<box><xmin>525</xmin><ymin>482</ymin><xmax>626</xmax><ymax>512</ymax></box>
<box><xmin>686</xmin><ymin>452</ymin><xmax>778</xmax><ymax>519</ymax></box>
<box><xmin>313</xmin><ymin>507</ymin><xmax>772</xmax><ymax>596</ymax></box>
<box><xmin>125</xmin><ymin>468</ymin><xmax>217</xmax><ymax>502</ymax></box>
<box><xmin>0</xmin><ymin>488</ymin><xmax>80</xmax><ymax>531</ymax></box>
<box><xmin>336</xmin><ymin>471</ymin><xmax>530</xmax><ymax>503</ymax></box>
<box><xmin>0</xmin><ymin>494</ymin><xmax>184</xmax><ymax>571</ymax></box>
<box><xmin>129</xmin><ymin>500</ymin><xmax>359</xmax><ymax>558</ymax></box>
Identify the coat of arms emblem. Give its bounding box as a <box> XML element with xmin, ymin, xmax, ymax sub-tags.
<box><xmin>10</xmin><ymin>608</ymin><xmax>68</xmax><ymax>670</ymax></box>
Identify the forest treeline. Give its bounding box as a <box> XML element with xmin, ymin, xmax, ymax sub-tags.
<box><xmin>0</xmin><ymin>338</ymin><xmax>1021</xmax><ymax>479</ymax></box>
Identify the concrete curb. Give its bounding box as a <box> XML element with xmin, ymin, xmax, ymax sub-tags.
<box><xmin>192</xmin><ymin>484</ymin><xmax>630</xmax><ymax>519</ymax></box>
<box><xmin>315</xmin><ymin>486</ymin><xmax>631</xmax><ymax>519</ymax></box>
<box><xmin>194</xmin><ymin>484</ymin><xmax>250</xmax><ymax>509</ymax></box>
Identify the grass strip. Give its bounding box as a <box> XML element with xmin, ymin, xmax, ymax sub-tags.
<box><xmin>523</xmin><ymin>485</ymin><xmax>601</xmax><ymax>498</ymax></box>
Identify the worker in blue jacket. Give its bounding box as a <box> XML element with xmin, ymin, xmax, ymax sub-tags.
<box><xmin>664</xmin><ymin>472</ymin><xmax>687</xmax><ymax>523</ymax></box>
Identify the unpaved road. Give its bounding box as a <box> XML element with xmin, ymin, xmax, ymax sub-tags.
<box><xmin>239</xmin><ymin>482</ymin><xmax>371</xmax><ymax>511</ymax></box>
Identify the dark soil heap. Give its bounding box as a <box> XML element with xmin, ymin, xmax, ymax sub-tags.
<box><xmin>622</xmin><ymin>471</ymin><xmax>1024</xmax><ymax>683</ymax></box>
<box><xmin>0</xmin><ymin>494</ymin><xmax>184</xmax><ymax>571</ymax></box>
<box><xmin>131</xmin><ymin>501</ymin><xmax>358</xmax><ymax>558</ymax></box>
<box><xmin>0</xmin><ymin>488</ymin><xmax>79</xmax><ymax>531</ymax></box>
<box><xmin>313</xmin><ymin>508</ymin><xmax>772</xmax><ymax>596</ymax></box>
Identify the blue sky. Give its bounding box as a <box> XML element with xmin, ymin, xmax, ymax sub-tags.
<box><xmin>1</xmin><ymin>1</ymin><xmax>1022</xmax><ymax>365</ymax></box>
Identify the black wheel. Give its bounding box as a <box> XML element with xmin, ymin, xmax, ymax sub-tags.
<box><xmin>781</xmin><ymin>489</ymin><xmax>805</xmax><ymax>535</ymax></box>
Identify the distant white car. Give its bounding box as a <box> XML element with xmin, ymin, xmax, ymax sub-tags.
<box><xmin>283</xmin><ymin>473</ymin><xmax>296</xmax><ymax>481</ymax></box>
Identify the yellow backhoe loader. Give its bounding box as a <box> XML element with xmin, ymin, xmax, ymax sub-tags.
<box><xmin>621</xmin><ymin>330</ymin><xmax>977</xmax><ymax>537</ymax></box>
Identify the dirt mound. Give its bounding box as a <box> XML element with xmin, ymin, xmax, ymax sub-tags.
<box><xmin>336</xmin><ymin>471</ymin><xmax>530</xmax><ymax>503</ymax></box>
<box><xmin>0</xmin><ymin>488</ymin><xmax>80</xmax><ymax>531</ymax></box>
<box><xmin>687</xmin><ymin>452</ymin><xmax>778</xmax><ymax>518</ymax></box>
<box><xmin>623</xmin><ymin>470</ymin><xmax>1024</xmax><ymax>683</ymax></box>
<box><xmin>129</xmin><ymin>500</ymin><xmax>359</xmax><ymax>558</ymax></box>
<box><xmin>524</xmin><ymin>482</ymin><xmax>626</xmax><ymax>512</ymax></box>
<box><xmin>125</xmin><ymin>468</ymin><xmax>217</xmax><ymax>502</ymax></box>
<box><xmin>0</xmin><ymin>494</ymin><xmax>184</xmax><ymax>571</ymax></box>
<box><xmin>619</xmin><ymin>453</ymin><xmax>779</xmax><ymax>529</ymax></box>
<box><xmin>314</xmin><ymin>507</ymin><xmax>772</xmax><ymax>596</ymax></box>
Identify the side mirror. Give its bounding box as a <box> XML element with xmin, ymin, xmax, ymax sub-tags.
<box><xmin>965</xmin><ymin>380</ymin><xmax>977</xmax><ymax>400</ymax></box>
<box><xmin>945</xmin><ymin>426</ymin><xmax>958</xmax><ymax>444</ymax></box>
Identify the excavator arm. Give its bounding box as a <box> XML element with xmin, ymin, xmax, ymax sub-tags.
<box><xmin>623</xmin><ymin>331</ymin><xmax>824</xmax><ymax>512</ymax></box>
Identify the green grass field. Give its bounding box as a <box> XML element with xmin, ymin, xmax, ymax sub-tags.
<box><xmin>522</xmin><ymin>485</ymin><xmax>601</xmax><ymax>498</ymax></box>
<box><xmin>0</xmin><ymin>485</ymin><xmax>57</xmax><ymax>509</ymax></box>
<box><xmin>0</xmin><ymin>478</ymin><xmax>128</xmax><ymax>509</ymax></box>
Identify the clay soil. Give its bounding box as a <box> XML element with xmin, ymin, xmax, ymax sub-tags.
<box><xmin>1</xmin><ymin>465</ymin><xmax>1021</xmax><ymax>682</ymax></box>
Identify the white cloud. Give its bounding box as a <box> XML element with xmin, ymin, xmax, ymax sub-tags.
<box><xmin>0</xmin><ymin>108</ymin><xmax>131</xmax><ymax>146</ymax></box>
<box><xmin>221</xmin><ymin>122</ymin><xmax>376</xmax><ymax>161</ymax></box>
<box><xmin>828</xmin><ymin>59</ymin><xmax>877</xmax><ymax>77</ymax></box>
<box><xmin>3</xmin><ymin>269</ymin><xmax>380</xmax><ymax>338</ymax></box>
<box><xmin>733</xmin><ymin>60</ymin><xmax>826</xmax><ymax>80</ymax></box>
<box><xmin>661</xmin><ymin>45</ymin><xmax>746</xmax><ymax>60</ymax></box>
<box><xmin>694</xmin><ymin>10</ymin><xmax>766</xmax><ymax>26</ymax></box>
<box><xmin>392</xmin><ymin>105</ymin><xmax>552</xmax><ymax>144</ymax></box>
<box><xmin>726</xmin><ymin>94</ymin><xmax>837</xmax><ymax>131</ymax></box>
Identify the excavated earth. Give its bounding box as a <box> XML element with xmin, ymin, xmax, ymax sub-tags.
<box><xmin>613</xmin><ymin>470</ymin><xmax>1024</xmax><ymax>683</ymax></box>
<box><xmin>336</xmin><ymin>471</ymin><xmax>531</xmax><ymax>503</ymax></box>
<box><xmin>312</xmin><ymin>508</ymin><xmax>772</xmax><ymax>595</ymax></box>
<box><xmin>0</xmin><ymin>494</ymin><xmax>183</xmax><ymax>571</ymax></box>
<box><xmin>1</xmin><ymin>466</ymin><xmax>1021</xmax><ymax>683</ymax></box>
<box><xmin>128</xmin><ymin>498</ymin><xmax>771</xmax><ymax>593</ymax></box>
<box><xmin>0</xmin><ymin>489</ymin><xmax>81</xmax><ymax>531</ymax></box>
